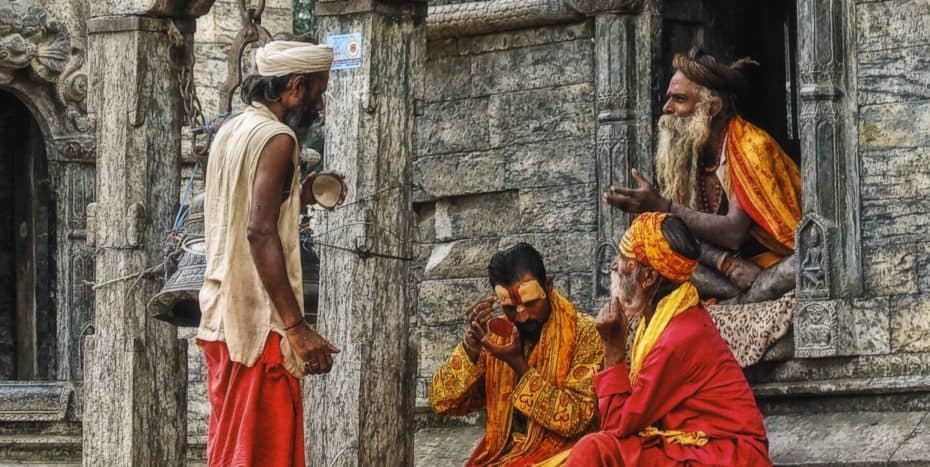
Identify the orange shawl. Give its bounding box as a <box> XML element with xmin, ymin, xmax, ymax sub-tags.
<box><xmin>725</xmin><ymin>116</ymin><xmax>802</xmax><ymax>267</ymax></box>
<box><xmin>468</xmin><ymin>290</ymin><xmax>579</xmax><ymax>466</ymax></box>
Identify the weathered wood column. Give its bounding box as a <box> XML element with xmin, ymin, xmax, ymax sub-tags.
<box><xmin>307</xmin><ymin>1</ymin><xmax>425</xmax><ymax>465</ymax></box>
<box><xmin>566</xmin><ymin>0</ymin><xmax>657</xmax><ymax>301</ymax></box>
<box><xmin>84</xmin><ymin>2</ymin><xmax>212</xmax><ymax>464</ymax></box>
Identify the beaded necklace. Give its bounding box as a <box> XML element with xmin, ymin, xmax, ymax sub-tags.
<box><xmin>699</xmin><ymin>130</ymin><xmax>728</xmax><ymax>214</ymax></box>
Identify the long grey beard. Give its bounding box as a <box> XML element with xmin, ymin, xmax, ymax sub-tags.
<box><xmin>654</xmin><ymin>112</ymin><xmax>711</xmax><ymax>211</ymax></box>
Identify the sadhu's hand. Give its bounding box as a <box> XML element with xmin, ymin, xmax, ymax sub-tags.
<box><xmin>285</xmin><ymin>324</ymin><xmax>341</xmax><ymax>375</ymax></box>
<box><xmin>603</xmin><ymin>169</ymin><xmax>670</xmax><ymax>214</ymax></box>
<box><xmin>726</xmin><ymin>256</ymin><xmax>762</xmax><ymax>290</ymax></box>
<box><xmin>462</xmin><ymin>296</ymin><xmax>496</xmax><ymax>363</ymax></box>
<box><xmin>596</xmin><ymin>297</ymin><xmax>628</xmax><ymax>367</ymax></box>
<box><xmin>479</xmin><ymin>320</ymin><xmax>529</xmax><ymax>377</ymax></box>
<box><xmin>328</xmin><ymin>170</ymin><xmax>349</xmax><ymax>207</ymax></box>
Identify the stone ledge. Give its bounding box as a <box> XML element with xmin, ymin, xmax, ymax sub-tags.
<box><xmin>0</xmin><ymin>431</ymin><xmax>81</xmax><ymax>465</ymax></box>
<box><xmin>767</xmin><ymin>412</ymin><xmax>930</xmax><ymax>466</ymax></box>
<box><xmin>413</xmin><ymin>412</ymin><xmax>930</xmax><ymax>466</ymax></box>
<box><xmin>0</xmin><ymin>382</ymin><xmax>73</xmax><ymax>422</ymax></box>
<box><xmin>754</xmin><ymin>374</ymin><xmax>930</xmax><ymax>400</ymax></box>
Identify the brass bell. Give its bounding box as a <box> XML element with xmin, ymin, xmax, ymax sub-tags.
<box><xmin>147</xmin><ymin>192</ymin><xmax>206</xmax><ymax>327</ymax></box>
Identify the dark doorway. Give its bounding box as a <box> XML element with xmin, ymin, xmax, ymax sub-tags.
<box><xmin>0</xmin><ymin>90</ymin><xmax>56</xmax><ymax>380</ymax></box>
<box><xmin>659</xmin><ymin>0</ymin><xmax>800</xmax><ymax>161</ymax></box>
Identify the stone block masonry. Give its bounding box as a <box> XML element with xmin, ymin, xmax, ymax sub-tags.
<box><xmin>412</xmin><ymin>20</ymin><xmax>598</xmax><ymax>409</ymax></box>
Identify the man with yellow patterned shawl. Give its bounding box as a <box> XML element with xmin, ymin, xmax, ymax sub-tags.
<box><xmin>560</xmin><ymin>213</ymin><xmax>771</xmax><ymax>466</ymax></box>
<box><xmin>428</xmin><ymin>242</ymin><xmax>604</xmax><ymax>466</ymax></box>
<box><xmin>604</xmin><ymin>47</ymin><xmax>801</xmax><ymax>304</ymax></box>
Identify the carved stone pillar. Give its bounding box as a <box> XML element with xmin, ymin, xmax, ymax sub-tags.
<box><xmin>794</xmin><ymin>0</ymin><xmax>860</xmax><ymax>357</ymax></box>
<box><xmin>307</xmin><ymin>1</ymin><xmax>425</xmax><ymax>466</ymax></box>
<box><xmin>83</xmin><ymin>5</ymin><xmax>211</xmax><ymax>464</ymax></box>
<box><xmin>566</xmin><ymin>0</ymin><xmax>655</xmax><ymax>302</ymax></box>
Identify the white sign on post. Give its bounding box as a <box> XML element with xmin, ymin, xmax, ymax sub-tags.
<box><xmin>327</xmin><ymin>33</ymin><xmax>363</xmax><ymax>70</ymax></box>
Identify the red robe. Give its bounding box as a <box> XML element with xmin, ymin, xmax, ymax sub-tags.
<box><xmin>200</xmin><ymin>332</ymin><xmax>305</xmax><ymax>467</ymax></box>
<box><xmin>566</xmin><ymin>306</ymin><xmax>771</xmax><ymax>466</ymax></box>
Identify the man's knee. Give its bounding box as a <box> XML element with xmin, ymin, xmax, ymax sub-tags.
<box><xmin>566</xmin><ymin>432</ymin><xmax>621</xmax><ymax>467</ymax></box>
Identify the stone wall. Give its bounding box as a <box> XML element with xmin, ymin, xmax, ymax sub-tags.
<box><xmin>856</xmin><ymin>0</ymin><xmax>930</xmax><ymax>354</ymax></box>
<box><xmin>411</xmin><ymin>19</ymin><xmax>597</xmax><ymax>413</ymax></box>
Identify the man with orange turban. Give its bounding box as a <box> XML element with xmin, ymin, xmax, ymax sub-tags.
<box><xmin>428</xmin><ymin>243</ymin><xmax>604</xmax><ymax>466</ymax></box>
<box><xmin>604</xmin><ymin>47</ymin><xmax>801</xmax><ymax>304</ymax></box>
<box><xmin>552</xmin><ymin>213</ymin><xmax>771</xmax><ymax>466</ymax></box>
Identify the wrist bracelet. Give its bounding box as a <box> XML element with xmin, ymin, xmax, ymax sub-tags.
<box><xmin>721</xmin><ymin>256</ymin><xmax>740</xmax><ymax>277</ymax></box>
<box><xmin>283</xmin><ymin>320</ymin><xmax>305</xmax><ymax>332</ymax></box>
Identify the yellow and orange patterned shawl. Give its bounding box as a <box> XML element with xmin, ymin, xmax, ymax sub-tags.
<box><xmin>469</xmin><ymin>290</ymin><xmax>581</xmax><ymax>466</ymax></box>
<box><xmin>725</xmin><ymin>116</ymin><xmax>802</xmax><ymax>267</ymax></box>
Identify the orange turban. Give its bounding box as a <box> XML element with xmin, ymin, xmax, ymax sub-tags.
<box><xmin>619</xmin><ymin>213</ymin><xmax>697</xmax><ymax>284</ymax></box>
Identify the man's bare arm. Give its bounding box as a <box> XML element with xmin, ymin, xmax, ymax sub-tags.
<box><xmin>603</xmin><ymin>169</ymin><xmax>753</xmax><ymax>251</ymax></box>
<box><xmin>670</xmin><ymin>194</ymin><xmax>753</xmax><ymax>251</ymax></box>
<box><xmin>248</xmin><ymin>133</ymin><xmax>339</xmax><ymax>374</ymax></box>
<box><xmin>247</xmin><ymin>134</ymin><xmax>303</xmax><ymax>328</ymax></box>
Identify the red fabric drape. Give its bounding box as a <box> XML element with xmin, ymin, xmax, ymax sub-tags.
<box><xmin>200</xmin><ymin>333</ymin><xmax>305</xmax><ymax>467</ymax></box>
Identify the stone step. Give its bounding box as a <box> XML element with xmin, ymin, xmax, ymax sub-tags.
<box><xmin>766</xmin><ymin>411</ymin><xmax>930</xmax><ymax>466</ymax></box>
<box><xmin>413</xmin><ymin>412</ymin><xmax>930</xmax><ymax>466</ymax></box>
<box><xmin>0</xmin><ymin>433</ymin><xmax>81</xmax><ymax>465</ymax></box>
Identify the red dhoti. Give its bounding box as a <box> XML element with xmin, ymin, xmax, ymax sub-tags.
<box><xmin>200</xmin><ymin>332</ymin><xmax>305</xmax><ymax>467</ymax></box>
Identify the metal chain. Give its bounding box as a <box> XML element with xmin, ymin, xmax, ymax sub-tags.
<box><xmin>168</xmin><ymin>21</ymin><xmax>210</xmax><ymax>160</ymax></box>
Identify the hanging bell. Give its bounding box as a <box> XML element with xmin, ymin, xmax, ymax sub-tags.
<box><xmin>147</xmin><ymin>192</ymin><xmax>206</xmax><ymax>327</ymax></box>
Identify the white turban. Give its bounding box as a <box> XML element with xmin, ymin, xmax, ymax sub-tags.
<box><xmin>254</xmin><ymin>41</ymin><xmax>334</xmax><ymax>77</ymax></box>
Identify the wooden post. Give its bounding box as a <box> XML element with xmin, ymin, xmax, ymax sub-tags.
<box><xmin>307</xmin><ymin>1</ymin><xmax>425</xmax><ymax>465</ymax></box>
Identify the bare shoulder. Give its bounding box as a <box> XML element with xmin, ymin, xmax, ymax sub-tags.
<box><xmin>261</xmin><ymin>133</ymin><xmax>296</xmax><ymax>159</ymax></box>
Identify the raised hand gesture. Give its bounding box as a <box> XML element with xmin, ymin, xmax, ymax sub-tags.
<box><xmin>462</xmin><ymin>296</ymin><xmax>496</xmax><ymax>363</ymax></box>
<box><xmin>603</xmin><ymin>169</ymin><xmax>670</xmax><ymax>214</ymax></box>
<box><xmin>595</xmin><ymin>297</ymin><xmax>628</xmax><ymax>367</ymax></box>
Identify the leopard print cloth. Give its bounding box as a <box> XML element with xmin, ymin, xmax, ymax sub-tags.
<box><xmin>707</xmin><ymin>292</ymin><xmax>794</xmax><ymax>367</ymax></box>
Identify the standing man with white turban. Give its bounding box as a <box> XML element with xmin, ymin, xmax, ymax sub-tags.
<box><xmin>197</xmin><ymin>41</ymin><xmax>343</xmax><ymax>466</ymax></box>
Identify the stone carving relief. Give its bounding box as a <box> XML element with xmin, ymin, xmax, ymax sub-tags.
<box><xmin>0</xmin><ymin>1</ymin><xmax>94</xmax><ymax>161</ymax></box>
<box><xmin>794</xmin><ymin>301</ymin><xmax>836</xmax><ymax>357</ymax></box>
<box><xmin>425</xmin><ymin>0</ymin><xmax>650</xmax><ymax>39</ymax></box>
<box><xmin>426</xmin><ymin>0</ymin><xmax>580</xmax><ymax>39</ymax></box>
<box><xmin>596</xmin><ymin>89</ymin><xmax>631</xmax><ymax>113</ymax></box>
<box><xmin>565</xmin><ymin>0</ymin><xmax>646</xmax><ymax>16</ymax></box>
<box><xmin>592</xmin><ymin>241</ymin><xmax>618</xmax><ymax>300</ymax></box>
<box><xmin>796</xmin><ymin>217</ymin><xmax>830</xmax><ymax>300</ymax></box>
<box><xmin>799</xmin><ymin>62</ymin><xmax>843</xmax><ymax>86</ymax></box>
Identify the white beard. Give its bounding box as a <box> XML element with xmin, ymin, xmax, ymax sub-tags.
<box><xmin>610</xmin><ymin>270</ymin><xmax>644</xmax><ymax>322</ymax></box>
<box><xmin>654</xmin><ymin>109</ymin><xmax>712</xmax><ymax>211</ymax></box>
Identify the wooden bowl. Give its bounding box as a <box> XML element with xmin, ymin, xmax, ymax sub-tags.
<box><xmin>311</xmin><ymin>173</ymin><xmax>344</xmax><ymax>209</ymax></box>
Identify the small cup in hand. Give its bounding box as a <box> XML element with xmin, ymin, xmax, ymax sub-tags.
<box><xmin>487</xmin><ymin>316</ymin><xmax>516</xmax><ymax>345</ymax></box>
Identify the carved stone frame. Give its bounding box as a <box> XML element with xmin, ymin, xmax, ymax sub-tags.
<box><xmin>793</xmin><ymin>0</ymin><xmax>862</xmax><ymax>357</ymax></box>
<box><xmin>573</xmin><ymin>1</ymin><xmax>658</xmax><ymax>306</ymax></box>
<box><xmin>0</xmin><ymin>1</ymin><xmax>96</xmax><ymax>421</ymax></box>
